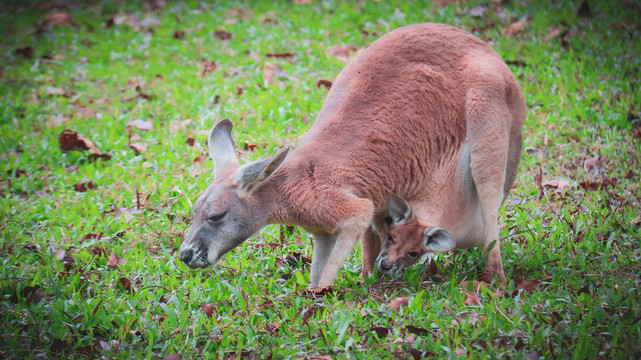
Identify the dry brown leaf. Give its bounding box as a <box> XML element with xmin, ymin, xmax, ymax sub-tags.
<box><xmin>214</xmin><ymin>29</ymin><xmax>233</xmax><ymax>40</ymax></box>
<box><xmin>58</xmin><ymin>129</ymin><xmax>101</xmax><ymax>154</ymax></box>
<box><xmin>163</xmin><ymin>355</ymin><xmax>182</xmax><ymax>360</ymax></box>
<box><xmin>460</xmin><ymin>280</ymin><xmax>488</xmax><ymax>292</ymax></box>
<box><xmin>266</xmin><ymin>52</ymin><xmax>294</xmax><ymax>58</ymax></box>
<box><xmin>44</xmin><ymin>12</ymin><xmax>74</xmax><ymax>26</ymax></box>
<box><xmin>73</xmin><ymin>180</ymin><xmax>96</xmax><ymax>192</ymax></box>
<box><xmin>119</xmin><ymin>276</ymin><xmax>134</xmax><ymax>291</ymax></box>
<box><xmin>16</xmin><ymin>46</ymin><xmax>34</xmax><ymax>59</ymax></box>
<box><xmin>202</xmin><ymin>304</ymin><xmax>216</xmax><ymax>318</ymax></box>
<box><xmin>390</xmin><ymin>297</ymin><xmax>410</xmax><ymax>310</ymax></box>
<box><xmin>371</xmin><ymin>326</ymin><xmax>389</xmax><ymax>338</ymax></box>
<box><xmin>129</xmin><ymin>143</ymin><xmax>148</xmax><ymax>153</ymax></box>
<box><xmin>263</xmin><ymin>62</ymin><xmax>276</xmax><ymax>84</ymax></box>
<box><xmin>504</xmin><ymin>21</ymin><xmax>525</xmax><ymax>38</ymax></box>
<box><xmin>542</xmin><ymin>179</ymin><xmax>571</xmax><ymax>194</ymax></box>
<box><xmin>316</xmin><ymin>79</ymin><xmax>332</xmax><ymax>90</ymax></box>
<box><xmin>107</xmin><ymin>253</ymin><xmax>126</xmax><ymax>266</ymax></box>
<box><xmin>464</xmin><ymin>291</ymin><xmax>482</xmax><ymax>306</ymax></box>
<box><xmin>201</xmin><ymin>59</ymin><xmax>217</xmax><ymax>77</ymax></box>
<box><xmin>126</xmin><ymin>119</ymin><xmax>153</xmax><ymax>131</ymax></box>
<box><xmin>45</xmin><ymin>86</ymin><xmax>68</xmax><ymax>97</ymax></box>
<box><xmin>326</xmin><ymin>44</ymin><xmax>358</xmax><ymax>62</ymax></box>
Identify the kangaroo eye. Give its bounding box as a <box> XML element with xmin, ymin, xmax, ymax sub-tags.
<box><xmin>387</xmin><ymin>235</ymin><xmax>394</xmax><ymax>244</ymax></box>
<box><xmin>207</xmin><ymin>212</ymin><xmax>227</xmax><ymax>222</ymax></box>
<box><xmin>408</xmin><ymin>252</ymin><xmax>419</xmax><ymax>258</ymax></box>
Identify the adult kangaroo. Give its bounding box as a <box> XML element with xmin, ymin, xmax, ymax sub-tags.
<box><xmin>178</xmin><ymin>23</ymin><xmax>526</xmax><ymax>288</ymax></box>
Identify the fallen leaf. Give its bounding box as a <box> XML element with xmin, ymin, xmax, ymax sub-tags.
<box><xmin>371</xmin><ymin>326</ymin><xmax>389</xmax><ymax>338</ymax></box>
<box><xmin>542</xmin><ymin>179</ymin><xmax>571</xmax><ymax>194</ymax></box>
<box><xmin>163</xmin><ymin>355</ymin><xmax>182</xmax><ymax>360</ymax></box>
<box><xmin>50</xmin><ymin>338</ymin><xmax>69</xmax><ymax>353</ymax></box>
<box><xmin>45</xmin><ymin>86</ymin><xmax>68</xmax><ymax>97</ymax></box>
<box><xmin>81</xmin><ymin>232</ymin><xmax>103</xmax><ymax>243</ymax></box>
<box><xmin>126</xmin><ymin>119</ymin><xmax>153</xmax><ymax>131</ymax></box>
<box><xmin>214</xmin><ymin>29</ymin><xmax>233</xmax><ymax>40</ymax></box>
<box><xmin>173</xmin><ymin>30</ymin><xmax>185</xmax><ymax>39</ymax></box>
<box><xmin>504</xmin><ymin>21</ymin><xmax>525</xmax><ymax>38</ymax></box>
<box><xmin>285</xmin><ymin>252</ymin><xmax>312</xmax><ymax>266</ymax></box>
<box><xmin>469</xmin><ymin>5</ymin><xmax>487</xmax><ymax>17</ymax></box>
<box><xmin>73</xmin><ymin>180</ymin><xmax>96</xmax><ymax>192</ymax></box>
<box><xmin>390</xmin><ymin>297</ymin><xmax>410</xmax><ymax>310</ymax></box>
<box><xmin>583</xmin><ymin>157</ymin><xmax>599</xmax><ymax>178</ymax></box>
<box><xmin>55</xmin><ymin>248</ymin><xmax>66</xmax><ymax>261</ymax></box>
<box><xmin>186</xmin><ymin>137</ymin><xmax>196</xmax><ymax>147</ymax></box>
<box><xmin>266</xmin><ymin>52</ymin><xmax>294</xmax><ymax>58</ymax></box>
<box><xmin>511</xmin><ymin>279</ymin><xmax>541</xmax><ymax>296</ymax></box>
<box><xmin>406</xmin><ymin>325</ymin><xmax>430</xmax><ymax>336</ymax></box>
<box><xmin>434</xmin><ymin>0</ymin><xmax>460</xmax><ymax>5</ymax></box>
<box><xmin>201</xmin><ymin>59</ymin><xmax>217</xmax><ymax>77</ymax></box>
<box><xmin>460</xmin><ymin>280</ymin><xmax>488</xmax><ymax>293</ymax></box>
<box><xmin>22</xmin><ymin>285</ymin><xmax>46</xmax><ymax>304</ymax></box>
<box><xmin>133</xmin><ymin>17</ymin><xmax>161</xmax><ymax>31</ymax></box>
<box><xmin>326</xmin><ymin>44</ymin><xmax>358</xmax><ymax>62</ymax></box>
<box><xmin>202</xmin><ymin>304</ymin><xmax>216</xmax><ymax>318</ymax></box>
<box><xmin>577</xmin><ymin>0</ymin><xmax>592</xmax><ymax>17</ymax></box>
<box><xmin>107</xmin><ymin>253</ymin><xmax>126</xmax><ymax>266</ymax></box>
<box><xmin>7</xmin><ymin>168</ymin><xmax>27</xmax><ymax>178</ymax></box>
<box><xmin>262</xmin><ymin>17</ymin><xmax>278</xmax><ymax>25</ymax></box>
<box><xmin>113</xmin><ymin>207</ymin><xmax>144</xmax><ymax>219</ymax></box>
<box><xmin>316</xmin><ymin>79</ymin><xmax>332</xmax><ymax>90</ymax></box>
<box><xmin>58</xmin><ymin>129</ymin><xmax>101</xmax><ymax>154</ymax></box>
<box><xmin>118</xmin><ymin>277</ymin><xmax>134</xmax><ymax>291</ymax></box>
<box><xmin>129</xmin><ymin>143</ymin><xmax>148</xmax><ymax>153</ymax></box>
<box><xmin>44</xmin><ymin>12</ymin><xmax>74</xmax><ymax>26</ymax></box>
<box><xmin>408</xmin><ymin>348</ymin><xmax>422</xmax><ymax>360</ymax></box>
<box><xmin>263</xmin><ymin>62</ymin><xmax>276</xmax><ymax>84</ymax></box>
<box><xmin>424</xmin><ymin>257</ymin><xmax>439</xmax><ymax>276</ymax></box>
<box><xmin>452</xmin><ymin>312</ymin><xmax>481</xmax><ymax>326</ymax></box>
<box><xmin>464</xmin><ymin>291</ymin><xmax>482</xmax><ymax>306</ymax></box>
<box><xmin>16</xmin><ymin>46</ymin><xmax>34</xmax><ymax>59</ymax></box>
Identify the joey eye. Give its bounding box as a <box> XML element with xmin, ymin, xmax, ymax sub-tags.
<box><xmin>387</xmin><ymin>235</ymin><xmax>394</xmax><ymax>244</ymax></box>
<box><xmin>408</xmin><ymin>252</ymin><xmax>419</xmax><ymax>258</ymax></box>
<box><xmin>207</xmin><ymin>212</ymin><xmax>227</xmax><ymax>222</ymax></box>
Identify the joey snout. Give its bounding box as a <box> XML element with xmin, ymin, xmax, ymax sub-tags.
<box><xmin>376</xmin><ymin>255</ymin><xmax>398</xmax><ymax>275</ymax></box>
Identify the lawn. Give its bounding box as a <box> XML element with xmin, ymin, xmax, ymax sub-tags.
<box><xmin>1</xmin><ymin>0</ymin><xmax>640</xmax><ymax>358</ymax></box>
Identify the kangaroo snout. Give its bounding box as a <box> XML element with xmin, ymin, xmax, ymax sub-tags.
<box><xmin>179</xmin><ymin>248</ymin><xmax>194</xmax><ymax>264</ymax></box>
<box><xmin>376</xmin><ymin>255</ymin><xmax>398</xmax><ymax>275</ymax></box>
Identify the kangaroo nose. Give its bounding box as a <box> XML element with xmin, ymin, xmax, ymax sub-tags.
<box><xmin>380</xmin><ymin>259</ymin><xmax>394</xmax><ymax>271</ymax></box>
<box><xmin>179</xmin><ymin>249</ymin><xmax>193</xmax><ymax>264</ymax></box>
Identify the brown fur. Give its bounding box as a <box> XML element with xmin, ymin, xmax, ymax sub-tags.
<box><xmin>179</xmin><ymin>23</ymin><xmax>526</xmax><ymax>289</ymax></box>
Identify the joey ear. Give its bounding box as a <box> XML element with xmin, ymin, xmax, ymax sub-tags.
<box><xmin>209</xmin><ymin>119</ymin><xmax>239</xmax><ymax>176</ymax></box>
<box><xmin>423</xmin><ymin>227</ymin><xmax>455</xmax><ymax>252</ymax></box>
<box><xmin>388</xmin><ymin>194</ymin><xmax>412</xmax><ymax>225</ymax></box>
<box><xmin>234</xmin><ymin>147</ymin><xmax>289</xmax><ymax>196</ymax></box>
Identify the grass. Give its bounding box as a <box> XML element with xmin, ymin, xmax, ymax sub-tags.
<box><xmin>1</xmin><ymin>0</ymin><xmax>640</xmax><ymax>358</ymax></box>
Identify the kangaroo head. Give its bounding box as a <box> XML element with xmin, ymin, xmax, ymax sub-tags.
<box><xmin>179</xmin><ymin>119</ymin><xmax>289</xmax><ymax>269</ymax></box>
<box><xmin>376</xmin><ymin>195</ymin><xmax>455</xmax><ymax>275</ymax></box>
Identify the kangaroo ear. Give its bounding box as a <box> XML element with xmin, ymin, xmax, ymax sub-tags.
<box><xmin>388</xmin><ymin>194</ymin><xmax>412</xmax><ymax>225</ymax></box>
<box><xmin>423</xmin><ymin>227</ymin><xmax>455</xmax><ymax>252</ymax></box>
<box><xmin>234</xmin><ymin>147</ymin><xmax>289</xmax><ymax>196</ymax></box>
<box><xmin>209</xmin><ymin>119</ymin><xmax>239</xmax><ymax>176</ymax></box>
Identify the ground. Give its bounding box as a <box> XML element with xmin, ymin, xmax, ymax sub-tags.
<box><xmin>1</xmin><ymin>0</ymin><xmax>640</xmax><ymax>359</ymax></box>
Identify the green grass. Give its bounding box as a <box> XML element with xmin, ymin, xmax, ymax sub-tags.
<box><xmin>1</xmin><ymin>0</ymin><xmax>640</xmax><ymax>358</ymax></box>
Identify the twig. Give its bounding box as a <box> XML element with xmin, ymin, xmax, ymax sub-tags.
<box><xmin>140</xmin><ymin>217</ymin><xmax>162</xmax><ymax>236</ymax></box>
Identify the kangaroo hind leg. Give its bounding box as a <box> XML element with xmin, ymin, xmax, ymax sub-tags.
<box><xmin>467</xmin><ymin>84</ymin><xmax>513</xmax><ymax>282</ymax></box>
